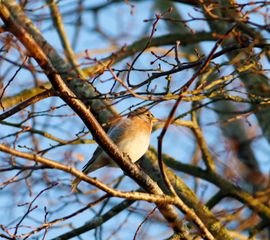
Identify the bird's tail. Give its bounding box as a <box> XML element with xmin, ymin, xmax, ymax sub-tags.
<box><xmin>71</xmin><ymin>155</ymin><xmax>98</xmax><ymax>192</ymax></box>
<box><xmin>71</xmin><ymin>178</ymin><xmax>81</xmax><ymax>192</ymax></box>
<box><xmin>71</xmin><ymin>157</ymin><xmax>104</xmax><ymax>192</ymax></box>
<box><xmin>71</xmin><ymin>155</ymin><xmax>109</xmax><ymax>192</ymax></box>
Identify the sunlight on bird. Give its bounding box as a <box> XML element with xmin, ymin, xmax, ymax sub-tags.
<box><xmin>71</xmin><ymin>107</ymin><xmax>157</xmax><ymax>192</ymax></box>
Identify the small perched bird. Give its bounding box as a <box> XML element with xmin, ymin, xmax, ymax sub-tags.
<box><xmin>72</xmin><ymin>107</ymin><xmax>156</xmax><ymax>192</ymax></box>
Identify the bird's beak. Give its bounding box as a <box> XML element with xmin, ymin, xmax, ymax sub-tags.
<box><xmin>152</xmin><ymin>117</ymin><xmax>159</xmax><ymax>123</ymax></box>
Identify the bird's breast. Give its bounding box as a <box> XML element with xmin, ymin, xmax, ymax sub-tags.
<box><xmin>117</xmin><ymin>131</ymin><xmax>150</xmax><ymax>162</ymax></box>
<box><xmin>107</xmin><ymin>117</ymin><xmax>152</xmax><ymax>163</ymax></box>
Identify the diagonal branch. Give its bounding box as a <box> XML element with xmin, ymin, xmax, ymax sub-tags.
<box><xmin>0</xmin><ymin>1</ymin><xmax>198</xmax><ymax>238</ymax></box>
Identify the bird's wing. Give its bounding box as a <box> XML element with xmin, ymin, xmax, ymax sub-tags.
<box><xmin>71</xmin><ymin>118</ymin><xmax>131</xmax><ymax>192</ymax></box>
<box><xmin>107</xmin><ymin>118</ymin><xmax>131</xmax><ymax>144</ymax></box>
<box><xmin>82</xmin><ymin>146</ymin><xmax>106</xmax><ymax>173</ymax></box>
<box><xmin>81</xmin><ymin>118</ymin><xmax>131</xmax><ymax>172</ymax></box>
<box><xmin>71</xmin><ymin>119</ymin><xmax>130</xmax><ymax>192</ymax></box>
<box><xmin>71</xmin><ymin>146</ymin><xmax>109</xmax><ymax>192</ymax></box>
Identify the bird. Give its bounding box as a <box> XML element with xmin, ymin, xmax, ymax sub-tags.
<box><xmin>71</xmin><ymin>107</ymin><xmax>156</xmax><ymax>192</ymax></box>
